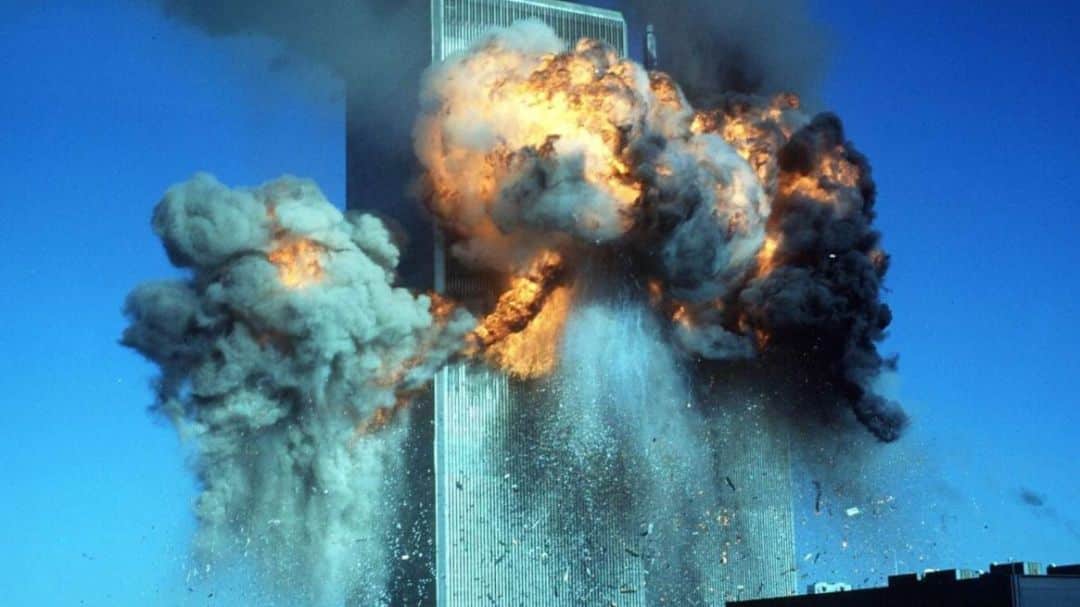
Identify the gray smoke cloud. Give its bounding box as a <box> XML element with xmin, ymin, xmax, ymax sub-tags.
<box><xmin>121</xmin><ymin>174</ymin><xmax>472</xmax><ymax>604</ymax></box>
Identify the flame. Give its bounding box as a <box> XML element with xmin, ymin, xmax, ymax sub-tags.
<box><xmin>756</xmin><ymin>235</ymin><xmax>780</xmax><ymax>276</ymax></box>
<box><xmin>471</xmin><ymin>250</ymin><xmax>565</xmax><ymax>349</ymax></box>
<box><xmin>352</xmin><ymin>391</ymin><xmax>417</xmax><ymax>440</ymax></box>
<box><xmin>420</xmin><ymin>36</ymin><xmax>878</xmax><ymax>376</ymax></box>
<box><xmin>418</xmin><ymin>40</ymin><xmax>643</xmax><ymax>241</ymax></box>
<box><xmin>462</xmin><ymin>251</ymin><xmax>571</xmax><ymax>378</ymax></box>
<box><xmin>429</xmin><ymin>292</ymin><xmax>458</xmax><ymax>324</ymax></box>
<box><xmin>484</xmin><ymin>285</ymin><xmax>572</xmax><ymax>378</ymax></box>
<box><xmin>692</xmin><ymin>93</ymin><xmax>800</xmax><ymax>197</ymax></box>
<box><xmin>778</xmin><ymin>145</ymin><xmax>861</xmax><ymax>204</ymax></box>
<box><xmin>649</xmin><ymin>71</ymin><xmax>691</xmax><ymax>114</ymax></box>
<box><xmin>672</xmin><ymin>303</ymin><xmax>691</xmax><ymax>327</ymax></box>
<box><xmin>268</xmin><ymin>239</ymin><xmax>325</xmax><ymax>289</ymax></box>
<box><xmin>754</xmin><ymin>328</ymin><xmax>771</xmax><ymax>350</ymax></box>
<box><xmin>647</xmin><ymin>278</ymin><xmax>664</xmax><ymax>307</ymax></box>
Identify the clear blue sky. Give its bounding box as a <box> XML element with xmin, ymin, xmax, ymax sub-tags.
<box><xmin>0</xmin><ymin>1</ymin><xmax>1076</xmax><ymax>605</ymax></box>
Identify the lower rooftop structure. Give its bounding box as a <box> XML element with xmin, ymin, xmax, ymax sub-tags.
<box><xmin>728</xmin><ymin>562</ymin><xmax>1080</xmax><ymax>607</ymax></box>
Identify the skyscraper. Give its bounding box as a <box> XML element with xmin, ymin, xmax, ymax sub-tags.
<box><xmin>347</xmin><ymin>2</ymin><xmax>797</xmax><ymax>604</ymax></box>
<box><xmin>429</xmin><ymin>6</ymin><xmax>636</xmax><ymax>606</ymax></box>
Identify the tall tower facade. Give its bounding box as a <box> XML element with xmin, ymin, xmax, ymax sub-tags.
<box><xmin>348</xmin><ymin>1</ymin><xmax>797</xmax><ymax>604</ymax></box>
<box><xmin>429</xmin><ymin>3</ymin><xmax>636</xmax><ymax>605</ymax></box>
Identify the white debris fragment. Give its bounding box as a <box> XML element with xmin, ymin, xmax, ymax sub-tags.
<box><xmin>845</xmin><ymin>507</ymin><xmax>862</xmax><ymax>517</ymax></box>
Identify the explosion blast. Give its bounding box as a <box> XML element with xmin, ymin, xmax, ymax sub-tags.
<box><xmin>415</xmin><ymin>22</ymin><xmax>906</xmax><ymax>441</ymax></box>
<box><xmin>123</xmin><ymin>15</ymin><xmax>905</xmax><ymax>606</ymax></box>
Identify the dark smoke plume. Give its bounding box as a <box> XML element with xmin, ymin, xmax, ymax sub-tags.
<box><xmin>623</xmin><ymin>0</ymin><xmax>832</xmax><ymax>105</ymax></box>
<box><xmin>740</xmin><ymin>114</ymin><xmax>907</xmax><ymax>441</ymax></box>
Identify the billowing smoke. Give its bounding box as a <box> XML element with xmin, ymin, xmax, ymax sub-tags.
<box><xmin>416</xmin><ymin>22</ymin><xmax>906</xmax><ymax>441</ymax></box>
<box><xmin>128</xmin><ymin>2</ymin><xmax>904</xmax><ymax>602</ymax></box>
<box><xmin>121</xmin><ymin>174</ymin><xmax>472</xmax><ymax>603</ymax></box>
<box><xmin>145</xmin><ymin>0</ymin><xmax>832</xmax><ymax>286</ymax></box>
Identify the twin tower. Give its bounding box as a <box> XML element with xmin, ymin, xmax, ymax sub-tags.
<box><xmin>346</xmin><ymin>1</ymin><xmax>796</xmax><ymax>605</ymax></box>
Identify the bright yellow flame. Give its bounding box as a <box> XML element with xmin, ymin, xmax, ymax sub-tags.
<box><xmin>757</xmin><ymin>235</ymin><xmax>780</xmax><ymax>276</ymax></box>
<box><xmin>778</xmin><ymin>146</ymin><xmax>861</xmax><ymax>203</ymax></box>
<box><xmin>268</xmin><ymin>239</ymin><xmax>325</xmax><ymax>289</ymax></box>
<box><xmin>484</xmin><ymin>285</ymin><xmax>573</xmax><ymax>379</ymax></box>
<box><xmin>471</xmin><ymin>250</ymin><xmax>564</xmax><ymax>349</ymax></box>
<box><xmin>461</xmin><ymin>251</ymin><xmax>572</xmax><ymax>378</ymax></box>
<box><xmin>692</xmin><ymin>93</ymin><xmax>801</xmax><ymax>194</ymax></box>
<box><xmin>418</xmin><ymin>41</ymin><xmax>643</xmax><ymax>240</ymax></box>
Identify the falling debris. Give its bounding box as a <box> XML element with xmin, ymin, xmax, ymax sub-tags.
<box><xmin>846</xmin><ymin>507</ymin><xmax>863</xmax><ymax>518</ymax></box>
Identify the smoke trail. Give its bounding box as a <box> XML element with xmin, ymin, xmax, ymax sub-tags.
<box><xmin>148</xmin><ymin>0</ymin><xmax>427</xmax><ymax>139</ymax></box>
<box><xmin>121</xmin><ymin>174</ymin><xmax>472</xmax><ymax>603</ymax></box>
<box><xmin>416</xmin><ymin>22</ymin><xmax>906</xmax><ymax>441</ymax></box>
